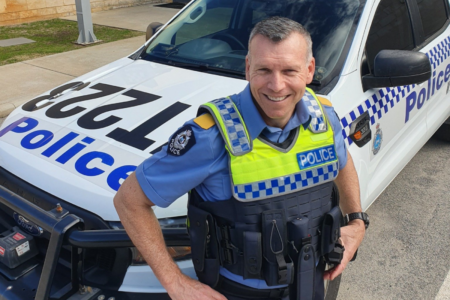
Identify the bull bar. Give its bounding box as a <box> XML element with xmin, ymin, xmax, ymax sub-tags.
<box><xmin>0</xmin><ymin>184</ymin><xmax>190</xmax><ymax>300</ymax></box>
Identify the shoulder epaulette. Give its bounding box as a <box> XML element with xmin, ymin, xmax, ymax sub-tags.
<box><xmin>194</xmin><ymin>113</ymin><xmax>216</xmax><ymax>130</ymax></box>
<box><xmin>317</xmin><ymin>96</ymin><xmax>333</xmax><ymax>107</ymax></box>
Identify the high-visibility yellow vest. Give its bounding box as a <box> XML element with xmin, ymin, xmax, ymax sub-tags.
<box><xmin>199</xmin><ymin>88</ymin><xmax>339</xmax><ymax>202</ymax></box>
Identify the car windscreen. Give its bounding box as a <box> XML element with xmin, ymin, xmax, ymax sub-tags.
<box><xmin>141</xmin><ymin>0</ymin><xmax>364</xmax><ymax>88</ymax></box>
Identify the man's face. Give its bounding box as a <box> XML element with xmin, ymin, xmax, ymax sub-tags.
<box><xmin>246</xmin><ymin>33</ymin><xmax>315</xmax><ymax>129</ymax></box>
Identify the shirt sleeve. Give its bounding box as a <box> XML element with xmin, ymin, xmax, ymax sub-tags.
<box><xmin>324</xmin><ymin>106</ymin><xmax>348</xmax><ymax>170</ymax></box>
<box><xmin>135</xmin><ymin>119</ymin><xmax>224</xmax><ymax>208</ymax></box>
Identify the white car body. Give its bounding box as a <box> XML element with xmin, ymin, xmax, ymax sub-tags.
<box><xmin>0</xmin><ymin>0</ymin><xmax>449</xmax><ymax>296</ymax></box>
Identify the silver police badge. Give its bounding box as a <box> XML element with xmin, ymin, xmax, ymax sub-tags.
<box><xmin>168</xmin><ymin>125</ymin><xmax>196</xmax><ymax>156</ymax></box>
<box><xmin>372</xmin><ymin>123</ymin><xmax>383</xmax><ymax>155</ymax></box>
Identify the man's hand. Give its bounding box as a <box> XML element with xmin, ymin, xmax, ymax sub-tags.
<box><xmin>324</xmin><ymin>151</ymin><xmax>365</xmax><ymax>280</ymax></box>
<box><xmin>323</xmin><ymin>219</ymin><xmax>365</xmax><ymax>280</ymax></box>
<box><xmin>166</xmin><ymin>274</ymin><xmax>227</xmax><ymax>300</ymax></box>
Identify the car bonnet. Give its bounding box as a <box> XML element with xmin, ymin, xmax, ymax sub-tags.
<box><xmin>0</xmin><ymin>59</ymin><xmax>247</xmax><ymax>221</ymax></box>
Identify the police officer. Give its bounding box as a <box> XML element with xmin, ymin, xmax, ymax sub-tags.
<box><xmin>114</xmin><ymin>17</ymin><xmax>366</xmax><ymax>300</ymax></box>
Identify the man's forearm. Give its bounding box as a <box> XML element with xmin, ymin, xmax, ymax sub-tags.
<box><xmin>335</xmin><ymin>151</ymin><xmax>362</xmax><ymax>215</ymax></box>
<box><xmin>113</xmin><ymin>173</ymin><xmax>181</xmax><ymax>291</ymax></box>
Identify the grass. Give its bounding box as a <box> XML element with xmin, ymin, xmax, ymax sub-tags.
<box><xmin>0</xmin><ymin>19</ymin><xmax>144</xmax><ymax>66</ymax></box>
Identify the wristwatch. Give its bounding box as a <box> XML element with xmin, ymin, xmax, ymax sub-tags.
<box><xmin>344</xmin><ymin>212</ymin><xmax>369</xmax><ymax>229</ymax></box>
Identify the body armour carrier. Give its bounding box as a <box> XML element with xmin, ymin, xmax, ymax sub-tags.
<box><xmin>188</xmin><ymin>89</ymin><xmax>343</xmax><ymax>299</ymax></box>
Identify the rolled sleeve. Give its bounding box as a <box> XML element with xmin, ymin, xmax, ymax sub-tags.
<box><xmin>135</xmin><ymin>120</ymin><xmax>221</xmax><ymax>208</ymax></box>
<box><xmin>324</xmin><ymin>106</ymin><xmax>348</xmax><ymax>170</ymax></box>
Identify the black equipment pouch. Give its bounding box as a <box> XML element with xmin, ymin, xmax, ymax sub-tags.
<box><xmin>243</xmin><ymin>231</ymin><xmax>262</xmax><ymax>279</ymax></box>
<box><xmin>261</xmin><ymin>210</ymin><xmax>294</xmax><ymax>286</ymax></box>
<box><xmin>324</xmin><ymin>242</ymin><xmax>345</xmax><ymax>265</ymax></box>
<box><xmin>287</xmin><ymin>216</ymin><xmax>310</xmax><ymax>252</ymax></box>
<box><xmin>321</xmin><ymin>206</ymin><xmax>342</xmax><ymax>256</ymax></box>
<box><xmin>293</xmin><ymin>243</ymin><xmax>315</xmax><ymax>300</ymax></box>
<box><xmin>187</xmin><ymin>204</ymin><xmax>220</xmax><ymax>287</ymax></box>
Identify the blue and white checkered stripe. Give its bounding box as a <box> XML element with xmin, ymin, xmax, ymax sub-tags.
<box><xmin>428</xmin><ymin>36</ymin><xmax>450</xmax><ymax>70</ymax></box>
<box><xmin>233</xmin><ymin>162</ymin><xmax>339</xmax><ymax>201</ymax></box>
<box><xmin>339</xmin><ymin>36</ymin><xmax>450</xmax><ymax>146</ymax></box>
<box><xmin>302</xmin><ymin>91</ymin><xmax>327</xmax><ymax>133</ymax></box>
<box><xmin>208</xmin><ymin>98</ymin><xmax>251</xmax><ymax>156</ymax></box>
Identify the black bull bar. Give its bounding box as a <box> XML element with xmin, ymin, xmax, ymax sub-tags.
<box><xmin>0</xmin><ymin>185</ymin><xmax>190</xmax><ymax>300</ymax></box>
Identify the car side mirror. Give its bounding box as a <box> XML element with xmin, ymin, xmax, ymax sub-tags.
<box><xmin>362</xmin><ymin>50</ymin><xmax>431</xmax><ymax>92</ymax></box>
<box><xmin>146</xmin><ymin>22</ymin><xmax>163</xmax><ymax>41</ymax></box>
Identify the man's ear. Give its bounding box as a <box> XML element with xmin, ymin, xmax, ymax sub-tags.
<box><xmin>245</xmin><ymin>55</ymin><xmax>250</xmax><ymax>81</ymax></box>
<box><xmin>306</xmin><ymin>57</ymin><xmax>316</xmax><ymax>84</ymax></box>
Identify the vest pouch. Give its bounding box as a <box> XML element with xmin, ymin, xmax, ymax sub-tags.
<box><xmin>261</xmin><ymin>210</ymin><xmax>291</xmax><ymax>286</ymax></box>
<box><xmin>287</xmin><ymin>216</ymin><xmax>310</xmax><ymax>251</ymax></box>
<box><xmin>321</xmin><ymin>206</ymin><xmax>342</xmax><ymax>256</ymax></box>
<box><xmin>187</xmin><ymin>204</ymin><xmax>220</xmax><ymax>287</ymax></box>
<box><xmin>243</xmin><ymin>231</ymin><xmax>262</xmax><ymax>279</ymax></box>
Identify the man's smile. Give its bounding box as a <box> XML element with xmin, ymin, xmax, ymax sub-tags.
<box><xmin>265</xmin><ymin>94</ymin><xmax>290</xmax><ymax>102</ymax></box>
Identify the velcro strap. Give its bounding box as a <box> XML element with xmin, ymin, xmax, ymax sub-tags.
<box><xmin>275</xmin><ymin>252</ymin><xmax>288</xmax><ymax>284</ymax></box>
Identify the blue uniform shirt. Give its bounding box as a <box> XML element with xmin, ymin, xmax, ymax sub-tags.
<box><xmin>136</xmin><ymin>84</ymin><xmax>347</xmax><ymax>288</ymax></box>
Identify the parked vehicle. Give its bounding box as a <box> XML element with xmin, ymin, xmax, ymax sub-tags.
<box><xmin>0</xmin><ymin>0</ymin><xmax>448</xmax><ymax>299</ymax></box>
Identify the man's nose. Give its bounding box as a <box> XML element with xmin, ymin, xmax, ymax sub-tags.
<box><xmin>267</xmin><ymin>72</ymin><xmax>286</xmax><ymax>92</ymax></box>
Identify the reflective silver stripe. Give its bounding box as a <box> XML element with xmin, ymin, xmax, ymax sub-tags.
<box><xmin>208</xmin><ymin>98</ymin><xmax>251</xmax><ymax>156</ymax></box>
<box><xmin>233</xmin><ymin>161</ymin><xmax>339</xmax><ymax>201</ymax></box>
<box><xmin>303</xmin><ymin>91</ymin><xmax>327</xmax><ymax>133</ymax></box>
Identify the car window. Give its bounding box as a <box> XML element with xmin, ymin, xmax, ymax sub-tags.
<box><xmin>175</xmin><ymin>1</ymin><xmax>236</xmax><ymax>45</ymax></box>
<box><xmin>416</xmin><ymin>0</ymin><xmax>448</xmax><ymax>40</ymax></box>
<box><xmin>143</xmin><ymin>0</ymin><xmax>364</xmax><ymax>87</ymax></box>
<box><xmin>365</xmin><ymin>0</ymin><xmax>414</xmax><ymax>72</ymax></box>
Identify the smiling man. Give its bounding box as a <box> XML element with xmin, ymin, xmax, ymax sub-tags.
<box><xmin>114</xmin><ymin>17</ymin><xmax>366</xmax><ymax>300</ymax></box>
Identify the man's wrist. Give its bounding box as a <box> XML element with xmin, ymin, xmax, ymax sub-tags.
<box><xmin>344</xmin><ymin>212</ymin><xmax>369</xmax><ymax>229</ymax></box>
<box><xmin>347</xmin><ymin>218</ymin><xmax>365</xmax><ymax>228</ymax></box>
<box><xmin>163</xmin><ymin>270</ymin><xmax>185</xmax><ymax>294</ymax></box>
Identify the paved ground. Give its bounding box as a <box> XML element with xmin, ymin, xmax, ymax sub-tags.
<box><xmin>337</xmin><ymin>136</ymin><xmax>450</xmax><ymax>300</ymax></box>
<box><xmin>0</xmin><ymin>4</ymin><xmax>180</xmax><ymax>118</ymax></box>
<box><xmin>61</xmin><ymin>3</ymin><xmax>179</xmax><ymax>32</ymax></box>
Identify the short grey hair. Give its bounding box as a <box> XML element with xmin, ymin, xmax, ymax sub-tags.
<box><xmin>249</xmin><ymin>16</ymin><xmax>313</xmax><ymax>63</ymax></box>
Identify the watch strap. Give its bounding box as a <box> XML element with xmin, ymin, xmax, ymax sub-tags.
<box><xmin>344</xmin><ymin>212</ymin><xmax>369</xmax><ymax>229</ymax></box>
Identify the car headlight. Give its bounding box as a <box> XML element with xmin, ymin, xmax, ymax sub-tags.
<box><xmin>109</xmin><ymin>217</ymin><xmax>191</xmax><ymax>265</ymax></box>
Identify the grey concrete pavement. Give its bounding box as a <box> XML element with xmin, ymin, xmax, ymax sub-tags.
<box><xmin>0</xmin><ymin>36</ymin><xmax>144</xmax><ymax>118</ymax></box>
<box><xmin>0</xmin><ymin>3</ymin><xmax>180</xmax><ymax>118</ymax></box>
<box><xmin>61</xmin><ymin>4</ymin><xmax>180</xmax><ymax>32</ymax></box>
<box><xmin>337</xmin><ymin>136</ymin><xmax>450</xmax><ymax>300</ymax></box>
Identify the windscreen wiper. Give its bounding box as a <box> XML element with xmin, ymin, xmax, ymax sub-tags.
<box><xmin>164</xmin><ymin>60</ymin><xmax>245</xmax><ymax>77</ymax></box>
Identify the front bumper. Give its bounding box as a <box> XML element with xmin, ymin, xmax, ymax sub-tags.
<box><xmin>0</xmin><ymin>177</ymin><xmax>189</xmax><ymax>300</ymax></box>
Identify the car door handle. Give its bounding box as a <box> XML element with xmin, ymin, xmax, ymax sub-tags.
<box><xmin>349</xmin><ymin>111</ymin><xmax>371</xmax><ymax>147</ymax></box>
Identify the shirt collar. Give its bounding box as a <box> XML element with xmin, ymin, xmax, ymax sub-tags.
<box><xmin>233</xmin><ymin>84</ymin><xmax>313</xmax><ymax>140</ymax></box>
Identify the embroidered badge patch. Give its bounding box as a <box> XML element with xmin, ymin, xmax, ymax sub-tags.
<box><xmin>168</xmin><ymin>125</ymin><xmax>196</xmax><ymax>156</ymax></box>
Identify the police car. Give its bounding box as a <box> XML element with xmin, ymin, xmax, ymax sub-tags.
<box><xmin>0</xmin><ymin>0</ymin><xmax>448</xmax><ymax>299</ymax></box>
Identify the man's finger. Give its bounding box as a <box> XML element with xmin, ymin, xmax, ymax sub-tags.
<box><xmin>324</xmin><ymin>263</ymin><xmax>346</xmax><ymax>281</ymax></box>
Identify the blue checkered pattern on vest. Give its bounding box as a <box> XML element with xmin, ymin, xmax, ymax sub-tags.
<box><xmin>233</xmin><ymin>161</ymin><xmax>339</xmax><ymax>201</ymax></box>
<box><xmin>209</xmin><ymin>98</ymin><xmax>251</xmax><ymax>156</ymax></box>
<box><xmin>302</xmin><ymin>91</ymin><xmax>327</xmax><ymax>133</ymax></box>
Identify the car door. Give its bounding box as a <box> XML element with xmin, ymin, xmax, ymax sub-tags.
<box><xmin>413</xmin><ymin>0</ymin><xmax>450</xmax><ymax>135</ymax></box>
<box><xmin>342</xmin><ymin>0</ymin><xmax>449</xmax><ymax>208</ymax></box>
